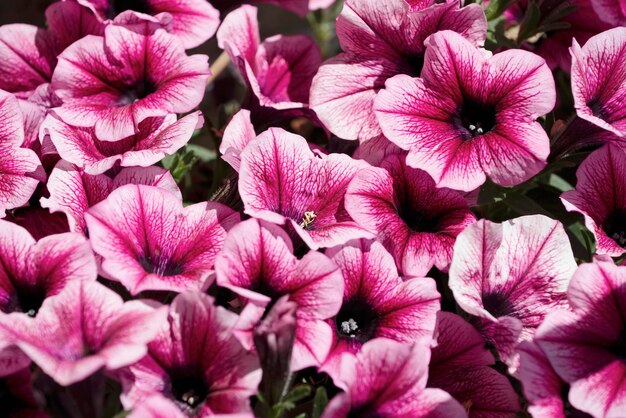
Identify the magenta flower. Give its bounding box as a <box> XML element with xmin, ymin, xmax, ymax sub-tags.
<box><xmin>590</xmin><ymin>0</ymin><xmax>626</xmax><ymax>26</ymax></box>
<box><xmin>74</xmin><ymin>0</ymin><xmax>220</xmax><ymax>49</ymax></box>
<box><xmin>0</xmin><ymin>90</ymin><xmax>44</xmax><ymax>218</ymax></box>
<box><xmin>43</xmin><ymin>111</ymin><xmax>203</xmax><ymax>175</ymax></box>
<box><xmin>51</xmin><ymin>21</ymin><xmax>210</xmax><ymax>141</ymax></box>
<box><xmin>0</xmin><ymin>281</ymin><xmax>166</xmax><ymax>386</ymax></box>
<box><xmin>215</xmin><ymin>218</ymin><xmax>343</xmax><ymax>370</ymax></box>
<box><xmin>219</xmin><ymin>109</ymin><xmax>255</xmax><ymax>172</ymax></box>
<box><xmin>86</xmin><ymin>184</ymin><xmax>239</xmax><ymax>295</ymax></box>
<box><xmin>0</xmin><ymin>220</ymin><xmax>96</xmax><ymax>317</ymax></box>
<box><xmin>561</xmin><ymin>144</ymin><xmax>626</xmax><ymax>257</ymax></box>
<box><xmin>322</xmin><ymin>239</ymin><xmax>440</xmax><ymax>379</ymax></box>
<box><xmin>120</xmin><ymin>291</ymin><xmax>261</xmax><ymax>416</ymax></box>
<box><xmin>41</xmin><ymin>161</ymin><xmax>180</xmax><ymax>234</ymax></box>
<box><xmin>429</xmin><ymin>312</ymin><xmax>520</xmax><ymax>418</ymax></box>
<box><xmin>345</xmin><ymin>153</ymin><xmax>476</xmax><ymax>276</ymax></box>
<box><xmin>238</xmin><ymin>128</ymin><xmax>372</xmax><ymax>249</ymax></box>
<box><xmin>374</xmin><ymin>30</ymin><xmax>555</xmax><ymax>191</ymax></box>
<box><xmin>217</xmin><ymin>5</ymin><xmax>321</xmax><ymax>111</ymax></box>
<box><xmin>321</xmin><ymin>338</ymin><xmax>467</xmax><ymax>418</ymax></box>
<box><xmin>310</xmin><ymin>0</ymin><xmax>486</xmax><ymax>142</ymax></box>
<box><xmin>535</xmin><ymin>260</ymin><xmax>626</xmax><ymax>417</ymax></box>
<box><xmin>448</xmin><ymin>215</ymin><xmax>577</xmax><ymax>369</ymax></box>
<box><xmin>0</xmin><ymin>367</ymin><xmax>47</xmax><ymax>417</ymax></box>
<box><xmin>571</xmin><ymin>27</ymin><xmax>626</xmax><ymax>138</ymax></box>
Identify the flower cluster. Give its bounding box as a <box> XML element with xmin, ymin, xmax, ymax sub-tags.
<box><xmin>1</xmin><ymin>0</ymin><xmax>625</xmax><ymax>417</ymax></box>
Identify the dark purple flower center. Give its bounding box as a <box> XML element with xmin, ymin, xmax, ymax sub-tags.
<box><xmin>610</xmin><ymin>329</ymin><xmax>626</xmax><ymax>362</ymax></box>
<box><xmin>335</xmin><ymin>299</ymin><xmax>378</xmax><ymax>342</ymax></box>
<box><xmin>118</xmin><ymin>79</ymin><xmax>157</xmax><ymax>107</ymax></box>
<box><xmin>455</xmin><ymin>100</ymin><xmax>496</xmax><ymax>139</ymax></box>
<box><xmin>170</xmin><ymin>373</ymin><xmax>209</xmax><ymax>410</ymax></box>
<box><xmin>2</xmin><ymin>286</ymin><xmax>46</xmax><ymax>317</ymax></box>
<box><xmin>108</xmin><ymin>0</ymin><xmax>152</xmax><ymax>19</ymax></box>
<box><xmin>138</xmin><ymin>253</ymin><xmax>183</xmax><ymax>277</ymax></box>
<box><xmin>603</xmin><ymin>209</ymin><xmax>626</xmax><ymax>247</ymax></box>
<box><xmin>347</xmin><ymin>405</ymin><xmax>383</xmax><ymax>418</ymax></box>
<box><xmin>481</xmin><ymin>292</ymin><xmax>515</xmax><ymax>318</ymax></box>
<box><xmin>398</xmin><ymin>206</ymin><xmax>441</xmax><ymax>233</ymax></box>
<box><xmin>587</xmin><ymin>97</ymin><xmax>608</xmax><ymax>120</ymax></box>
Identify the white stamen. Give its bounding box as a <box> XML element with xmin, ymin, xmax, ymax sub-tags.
<box><xmin>341</xmin><ymin>318</ymin><xmax>358</xmax><ymax>336</ymax></box>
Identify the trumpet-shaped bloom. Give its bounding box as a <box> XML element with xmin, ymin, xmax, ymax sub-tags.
<box><xmin>0</xmin><ymin>221</ymin><xmax>96</xmax><ymax>317</ymax></box>
<box><xmin>217</xmin><ymin>5</ymin><xmax>321</xmax><ymax>111</ymax></box>
<box><xmin>120</xmin><ymin>291</ymin><xmax>261</xmax><ymax>416</ymax></box>
<box><xmin>536</xmin><ymin>260</ymin><xmax>626</xmax><ymax>417</ymax></box>
<box><xmin>321</xmin><ymin>338</ymin><xmax>467</xmax><ymax>418</ymax></box>
<box><xmin>310</xmin><ymin>0</ymin><xmax>486</xmax><ymax>142</ymax></box>
<box><xmin>51</xmin><ymin>21</ymin><xmax>210</xmax><ymax>141</ymax></box>
<box><xmin>238</xmin><ymin>128</ymin><xmax>372</xmax><ymax>249</ymax></box>
<box><xmin>590</xmin><ymin>0</ymin><xmax>626</xmax><ymax>26</ymax></box>
<box><xmin>375</xmin><ymin>30</ymin><xmax>555</xmax><ymax>191</ymax></box>
<box><xmin>571</xmin><ymin>27</ymin><xmax>626</xmax><ymax>138</ymax></box>
<box><xmin>322</xmin><ymin>239</ymin><xmax>440</xmax><ymax>380</ymax></box>
<box><xmin>448</xmin><ymin>215</ymin><xmax>577</xmax><ymax>368</ymax></box>
<box><xmin>43</xmin><ymin>111</ymin><xmax>203</xmax><ymax>175</ymax></box>
<box><xmin>0</xmin><ymin>90</ymin><xmax>44</xmax><ymax>218</ymax></box>
<box><xmin>345</xmin><ymin>153</ymin><xmax>475</xmax><ymax>276</ymax></box>
<box><xmin>41</xmin><ymin>161</ymin><xmax>180</xmax><ymax>234</ymax></box>
<box><xmin>561</xmin><ymin>144</ymin><xmax>626</xmax><ymax>257</ymax></box>
<box><xmin>429</xmin><ymin>312</ymin><xmax>520</xmax><ymax>418</ymax></box>
<box><xmin>215</xmin><ymin>219</ymin><xmax>343</xmax><ymax>370</ymax></box>
<box><xmin>0</xmin><ymin>281</ymin><xmax>166</xmax><ymax>386</ymax></box>
<box><xmin>75</xmin><ymin>0</ymin><xmax>220</xmax><ymax>49</ymax></box>
<box><xmin>86</xmin><ymin>184</ymin><xmax>239</xmax><ymax>294</ymax></box>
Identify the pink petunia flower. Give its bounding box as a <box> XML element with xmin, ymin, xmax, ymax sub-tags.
<box><xmin>0</xmin><ymin>280</ymin><xmax>166</xmax><ymax>386</ymax></box>
<box><xmin>219</xmin><ymin>109</ymin><xmax>255</xmax><ymax>172</ymax></box>
<box><xmin>215</xmin><ymin>218</ymin><xmax>343</xmax><ymax>370</ymax></box>
<box><xmin>374</xmin><ymin>30</ymin><xmax>555</xmax><ymax>191</ymax></box>
<box><xmin>561</xmin><ymin>144</ymin><xmax>626</xmax><ymax>257</ymax></box>
<box><xmin>42</xmin><ymin>111</ymin><xmax>203</xmax><ymax>175</ymax></box>
<box><xmin>535</xmin><ymin>260</ymin><xmax>626</xmax><ymax>417</ymax></box>
<box><xmin>0</xmin><ymin>220</ymin><xmax>96</xmax><ymax>317</ymax></box>
<box><xmin>321</xmin><ymin>338</ymin><xmax>467</xmax><ymax>418</ymax></box>
<box><xmin>345</xmin><ymin>153</ymin><xmax>476</xmax><ymax>276</ymax></box>
<box><xmin>120</xmin><ymin>291</ymin><xmax>261</xmax><ymax>416</ymax></box>
<box><xmin>429</xmin><ymin>312</ymin><xmax>520</xmax><ymax>418</ymax></box>
<box><xmin>217</xmin><ymin>5</ymin><xmax>321</xmax><ymax>112</ymax></box>
<box><xmin>86</xmin><ymin>184</ymin><xmax>239</xmax><ymax>295</ymax></box>
<box><xmin>590</xmin><ymin>0</ymin><xmax>626</xmax><ymax>26</ymax></box>
<box><xmin>321</xmin><ymin>239</ymin><xmax>440</xmax><ymax>380</ymax></box>
<box><xmin>73</xmin><ymin>0</ymin><xmax>220</xmax><ymax>49</ymax></box>
<box><xmin>310</xmin><ymin>0</ymin><xmax>486</xmax><ymax>142</ymax></box>
<box><xmin>0</xmin><ymin>90</ymin><xmax>45</xmax><ymax>218</ymax></box>
<box><xmin>51</xmin><ymin>20</ymin><xmax>210</xmax><ymax>141</ymax></box>
<box><xmin>448</xmin><ymin>215</ymin><xmax>577</xmax><ymax>370</ymax></box>
<box><xmin>571</xmin><ymin>27</ymin><xmax>626</xmax><ymax>138</ymax></box>
<box><xmin>238</xmin><ymin>128</ymin><xmax>372</xmax><ymax>249</ymax></box>
<box><xmin>41</xmin><ymin>161</ymin><xmax>181</xmax><ymax>234</ymax></box>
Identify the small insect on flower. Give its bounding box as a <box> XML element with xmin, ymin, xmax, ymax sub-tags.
<box><xmin>300</xmin><ymin>211</ymin><xmax>317</xmax><ymax>229</ymax></box>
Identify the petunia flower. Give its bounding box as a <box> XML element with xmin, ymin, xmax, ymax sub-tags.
<box><xmin>128</xmin><ymin>394</ymin><xmax>256</xmax><ymax>418</ymax></box>
<box><xmin>309</xmin><ymin>0</ymin><xmax>486</xmax><ymax>142</ymax></box>
<box><xmin>345</xmin><ymin>153</ymin><xmax>475</xmax><ymax>276</ymax></box>
<box><xmin>0</xmin><ymin>280</ymin><xmax>166</xmax><ymax>386</ymax></box>
<box><xmin>590</xmin><ymin>0</ymin><xmax>626</xmax><ymax>26</ymax></box>
<box><xmin>571</xmin><ymin>27</ymin><xmax>626</xmax><ymax>138</ymax></box>
<box><xmin>42</xmin><ymin>111</ymin><xmax>203</xmax><ymax>175</ymax></box>
<box><xmin>238</xmin><ymin>128</ymin><xmax>372</xmax><ymax>249</ymax></box>
<box><xmin>448</xmin><ymin>215</ymin><xmax>577</xmax><ymax>369</ymax></box>
<box><xmin>321</xmin><ymin>239</ymin><xmax>440</xmax><ymax>380</ymax></box>
<box><xmin>0</xmin><ymin>367</ymin><xmax>48</xmax><ymax>417</ymax></box>
<box><xmin>321</xmin><ymin>338</ymin><xmax>467</xmax><ymax>418</ymax></box>
<box><xmin>0</xmin><ymin>220</ymin><xmax>96</xmax><ymax>317</ymax></box>
<box><xmin>535</xmin><ymin>260</ymin><xmax>626</xmax><ymax>417</ymax></box>
<box><xmin>73</xmin><ymin>0</ymin><xmax>220</xmax><ymax>49</ymax></box>
<box><xmin>561</xmin><ymin>144</ymin><xmax>626</xmax><ymax>257</ymax></box>
<box><xmin>428</xmin><ymin>312</ymin><xmax>520</xmax><ymax>418</ymax></box>
<box><xmin>41</xmin><ymin>161</ymin><xmax>181</xmax><ymax>234</ymax></box>
<box><xmin>0</xmin><ymin>90</ymin><xmax>45</xmax><ymax>218</ymax></box>
<box><xmin>217</xmin><ymin>5</ymin><xmax>321</xmax><ymax>112</ymax></box>
<box><xmin>120</xmin><ymin>291</ymin><xmax>261</xmax><ymax>416</ymax></box>
<box><xmin>51</xmin><ymin>20</ymin><xmax>210</xmax><ymax>141</ymax></box>
<box><xmin>215</xmin><ymin>218</ymin><xmax>343</xmax><ymax>370</ymax></box>
<box><xmin>374</xmin><ymin>30</ymin><xmax>555</xmax><ymax>191</ymax></box>
<box><xmin>219</xmin><ymin>109</ymin><xmax>255</xmax><ymax>172</ymax></box>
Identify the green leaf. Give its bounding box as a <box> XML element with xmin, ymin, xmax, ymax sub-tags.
<box><xmin>484</xmin><ymin>0</ymin><xmax>518</xmax><ymax>21</ymax></box>
<box><xmin>546</xmin><ymin>173</ymin><xmax>573</xmax><ymax>192</ymax></box>
<box><xmin>161</xmin><ymin>146</ymin><xmax>199</xmax><ymax>184</ymax></box>
<box><xmin>282</xmin><ymin>384</ymin><xmax>312</xmax><ymax>405</ymax></box>
<box><xmin>503</xmin><ymin>191</ymin><xmax>552</xmax><ymax>217</ymax></box>
<box><xmin>517</xmin><ymin>0</ymin><xmax>541</xmax><ymax>42</ymax></box>
<box><xmin>312</xmin><ymin>386</ymin><xmax>329</xmax><ymax>418</ymax></box>
<box><xmin>185</xmin><ymin>143</ymin><xmax>216</xmax><ymax>163</ymax></box>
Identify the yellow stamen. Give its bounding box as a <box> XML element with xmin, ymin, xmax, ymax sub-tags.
<box><xmin>300</xmin><ymin>211</ymin><xmax>317</xmax><ymax>229</ymax></box>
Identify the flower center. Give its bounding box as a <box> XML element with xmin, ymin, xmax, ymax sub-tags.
<box><xmin>335</xmin><ymin>299</ymin><xmax>378</xmax><ymax>343</ymax></box>
<box><xmin>456</xmin><ymin>100</ymin><xmax>496</xmax><ymax>139</ymax></box>
<box><xmin>603</xmin><ymin>209</ymin><xmax>626</xmax><ymax>247</ymax></box>
<box><xmin>300</xmin><ymin>211</ymin><xmax>317</xmax><ymax>229</ymax></box>
<box><xmin>347</xmin><ymin>405</ymin><xmax>382</xmax><ymax>418</ymax></box>
<box><xmin>117</xmin><ymin>79</ymin><xmax>157</xmax><ymax>106</ymax></box>
<box><xmin>3</xmin><ymin>286</ymin><xmax>46</xmax><ymax>317</ymax></box>
<box><xmin>610</xmin><ymin>329</ymin><xmax>626</xmax><ymax>362</ymax></box>
<box><xmin>170</xmin><ymin>373</ymin><xmax>208</xmax><ymax>410</ymax></box>
<box><xmin>138</xmin><ymin>251</ymin><xmax>183</xmax><ymax>277</ymax></box>
<box><xmin>587</xmin><ymin>97</ymin><xmax>608</xmax><ymax>120</ymax></box>
<box><xmin>481</xmin><ymin>292</ymin><xmax>515</xmax><ymax>318</ymax></box>
<box><xmin>108</xmin><ymin>0</ymin><xmax>152</xmax><ymax>19</ymax></box>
